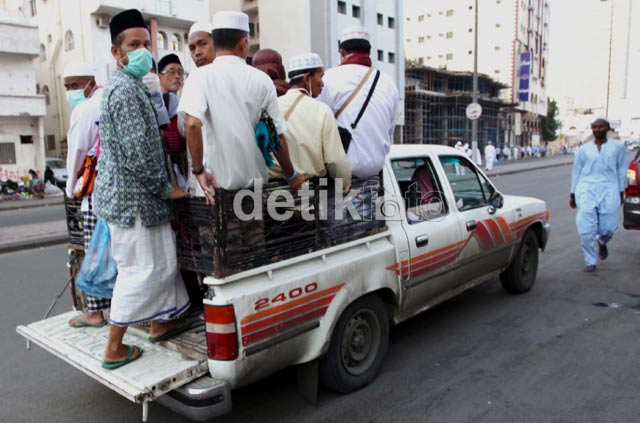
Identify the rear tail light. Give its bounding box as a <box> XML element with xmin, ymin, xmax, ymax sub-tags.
<box><xmin>204</xmin><ymin>304</ymin><xmax>238</xmax><ymax>360</ymax></box>
<box><xmin>626</xmin><ymin>160</ymin><xmax>639</xmax><ymax>197</ymax></box>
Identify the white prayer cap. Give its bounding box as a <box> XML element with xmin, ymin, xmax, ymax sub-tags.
<box><xmin>189</xmin><ymin>21</ymin><xmax>214</xmax><ymax>37</ymax></box>
<box><xmin>340</xmin><ymin>25</ymin><xmax>371</xmax><ymax>48</ymax></box>
<box><xmin>211</xmin><ymin>11</ymin><xmax>249</xmax><ymax>32</ymax></box>
<box><xmin>63</xmin><ymin>62</ymin><xmax>96</xmax><ymax>78</ymax></box>
<box><xmin>288</xmin><ymin>53</ymin><xmax>324</xmax><ymax>75</ymax></box>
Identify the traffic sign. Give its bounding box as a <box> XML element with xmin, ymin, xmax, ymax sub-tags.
<box><xmin>466</xmin><ymin>102</ymin><xmax>482</xmax><ymax>120</ymax></box>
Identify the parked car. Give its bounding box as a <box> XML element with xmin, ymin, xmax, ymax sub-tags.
<box><xmin>45</xmin><ymin>157</ymin><xmax>67</xmax><ymax>187</ymax></box>
<box><xmin>623</xmin><ymin>149</ymin><xmax>640</xmax><ymax>229</ymax></box>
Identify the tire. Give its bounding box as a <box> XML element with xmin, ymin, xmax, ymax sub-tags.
<box><xmin>320</xmin><ymin>294</ymin><xmax>390</xmax><ymax>393</ymax></box>
<box><xmin>500</xmin><ymin>228</ymin><xmax>539</xmax><ymax>294</ymax></box>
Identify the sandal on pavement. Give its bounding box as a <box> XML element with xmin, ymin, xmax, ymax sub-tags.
<box><xmin>585</xmin><ymin>265</ymin><xmax>597</xmax><ymax>272</ymax></box>
<box><xmin>598</xmin><ymin>242</ymin><xmax>608</xmax><ymax>261</ymax></box>
<box><xmin>102</xmin><ymin>345</ymin><xmax>143</xmax><ymax>370</ymax></box>
<box><xmin>68</xmin><ymin>316</ymin><xmax>107</xmax><ymax>328</ymax></box>
<box><xmin>148</xmin><ymin>318</ymin><xmax>192</xmax><ymax>343</ymax></box>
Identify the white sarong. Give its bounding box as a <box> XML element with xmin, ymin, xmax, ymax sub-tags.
<box><xmin>108</xmin><ymin>215</ymin><xmax>190</xmax><ymax>326</ymax></box>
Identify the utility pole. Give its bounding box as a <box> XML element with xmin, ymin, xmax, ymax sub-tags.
<box><xmin>472</xmin><ymin>0</ymin><xmax>479</xmax><ymax>161</ymax></box>
<box><xmin>604</xmin><ymin>0</ymin><xmax>614</xmax><ymax>117</ymax></box>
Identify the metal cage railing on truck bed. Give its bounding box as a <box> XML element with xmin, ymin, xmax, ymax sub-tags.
<box><xmin>173</xmin><ymin>177</ymin><xmax>386</xmax><ymax>279</ymax></box>
<box><xmin>63</xmin><ymin>196</ymin><xmax>85</xmax><ymax>248</ymax></box>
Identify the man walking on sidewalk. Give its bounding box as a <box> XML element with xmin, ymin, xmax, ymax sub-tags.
<box><xmin>570</xmin><ymin>117</ymin><xmax>627</xmax><ymax>272</ymax></box>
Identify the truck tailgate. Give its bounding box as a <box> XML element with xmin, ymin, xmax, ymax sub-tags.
<box><xmin>16</xmin><ymin>310</ymin><xmax>209</xmax><ymax>404</ymax></box>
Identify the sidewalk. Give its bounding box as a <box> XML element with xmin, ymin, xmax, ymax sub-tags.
<box><xmin>486</xmin><ymin>154</ymin><xmax>574</xmax><ymax>177</ymax></box>
<box><xmin>0</xmin><ymin>219</ymin><xmax>68</xmax><ymax>254</ymax></box>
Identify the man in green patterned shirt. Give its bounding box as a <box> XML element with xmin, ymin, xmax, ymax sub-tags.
<box><xmin>94</xmin><ymin>9</ymin><xmax>191</xmax><ymax>370</ymax></box>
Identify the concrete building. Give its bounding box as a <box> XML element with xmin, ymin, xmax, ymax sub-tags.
<box><xmin>548</xmin><ymin>0</ymin><xmax>640</xmax><ymax>140</ymax></box>
<box><xmin>211</xmin><ymin>0</ymin><xmax>405</xmax><ymax>138</ymax></box>
<box><xmin>0</xmin><ymin>0</ymin><xmax>46</xmax><ymax>181</ymax></box>
<box><xmin>404</xmin><ymin>0</ymin><xmax>549</xmax><ymax>147</ymax></box>
<box><xmin>29</xmin><ymin>0</ymin><xmax>209</xmax><ymax>158</ymax></box>
<box><xmin>404</xmin><ymin>65</ymin><xmax>511</xmax><ymax>147</ymax></box>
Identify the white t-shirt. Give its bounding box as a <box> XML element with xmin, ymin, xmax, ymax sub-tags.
<box><xmin>66</xmin><ymin>87</ymin><xmax>103</xmax><ymax>211</ymax></box>
<box><xmin>317</xmin><ymin>64</ymin><xmax>399</xmax><ymax>179</ymax></box>
<box><xmin>178</xmin><ymin>55</ymin><xmax>286</xmax><ymax>190</ymax></box>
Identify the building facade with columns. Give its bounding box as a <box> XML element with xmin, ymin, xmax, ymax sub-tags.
<box><xmin>29</xmin><ymin>0</ymin><xmax>209</xmax><ymax>158</ymax></box>
<box><xmin>0</xmin><ymin>0</ymin><xmax>46</xmax><ymax>181</ymax></box>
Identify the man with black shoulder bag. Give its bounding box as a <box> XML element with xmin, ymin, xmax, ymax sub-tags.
<box><xmin>317</xmin><ymin>25</ymin><xmax>400</xmax><ymax>223</ymax></box>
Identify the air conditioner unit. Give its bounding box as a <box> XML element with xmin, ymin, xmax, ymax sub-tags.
<box><xmin>96</xmin><ymin>15</ymin><xmax>109</xmax><ymax>29</ymax></box>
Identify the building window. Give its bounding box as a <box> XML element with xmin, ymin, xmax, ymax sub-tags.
<box><xmin>0</xmin><ymin>143</ymin><xmax>17</xmax><ymax>165</ymax></box>
<box><xmin>496</xmin><ymin>23</ymin><xmax>502</xmax><ymax>28</ymax></box>
<box><xmin>20</xmin><ymin>136</ymin><xmax>34</xmax><ymax>144</ymax></box>
<box><xmin>419</xmin><ymin>58</ymin><xmax>424</xmax><ymax>64</ymax></box>
<box><xmin>446</xmin><ymin>9</ymin><xmax>454</xmax><ymax>16</ymax></box>
<box><xmin>29</xmin><ymin>0</ymin><xmax>37</xmax><ymax>16</ymax></box>
<box><xmin>377</xmin><ymin>13</ymin><xmax>383</xmax><ymax>25</ymax></box>
<box><xmin>36</xmin><ymin>83</ymin><xmax>40</xmax><ymax>94</ymax></box>
<box><xmin>468</xmin><ymin>28</ymin><xmax>473</xmax><ymax>32</ymax></box>
<box><xmin>406</xmin><ymin>38</ymin><xmax>411</xmax><ymax>43</ymax></box>
<box><xmin>494</xmin><ymin>69</ymin><xmax>501</xmax><ymax>74</ymax></box>
<box><xmin>468</xmin><ymin>50</ymin><xmax>473</xmax><ymax>55</ymax></box>
<box><xmin>446</xmin><ymin>53</ymin><xmax>453</xmax><ymax>60</ymax></box>
<box><xmin>39</xmin><ymin>44</ymin><xmax>46</xmax><ymax>61</ymax></box>
<box><xmin>427</xmin><ymin>35</ymin><xmax>431</xmax><ymax>39</ymax></box>
<box><xmin>157</xmin><ymin>31</ymin><xmax>167</xmax><ymax>50</ymax></box>
<box><xmin>249</xmin><ymin>22</ymin><xmax>255</xmax><ymax>37</ymax></box>
<box><xmin>446</xmin><ymin>32</ymin><xmax>453</xmax><ymax>39</ymax></box>
<box><xmin>64</xmin><ymin>30</ymin><xmax>74</xmax><ymax>52</ymax></box>
<box><xmin>46</xmin><ymin>135</ymin><xmax>56</xmax><ymax>151</ymax></box>
<box><xmin>171</xmin><ymin>33</ymin><xmax>181</xmax><ymax>51</ymax></box>
<box><xmin>418</xmin><ymin>15</ymin><xmax>425</xmax><ymax>22</ymax></box>
<box><xmin>418</xmin><ymin>36</ymin><xmax>425</xmax><ymax>43</ymax></box>
<box><xmin>388</xmin><ymin>17</ymin><xmax>395</xmax><ymax>29</ymax></box>
<box><xmin>495</xmin><ymin>46</ymin><xmax>501</xmax><ymax>50</ymax></box>
<box><xmin>337</xmin><ymin>1</ymin><xmax>346</xmax><ymax>14</ymax></box>
<box><xmin>352</xmin><ymin>5</ymin><xmax>360</xmax><ymax>18</ymax></box>
<box><xmin>468</xmin><ymin>5</ymin><xmax>473</xmax><ymax>10</ymax></box>
<box><xmin>388</xmin><ymin>52</ymin><xmax>395</xmax><ymax>63</ymax></box>
<box><xmin>377</xmin><ymin>50</ymin><xmax>384</xmax><ymax>61</ymax></box>
<box><xmin>47</xmin><ymin>34</ymin><xmax>52</xmax><ymax>43</ymax></box>
<box><xmin>426</xmin><ymin>56</ymin><xmax>431</xmax><ymax>60</ymax></box>
<box><xmin>42</xmin><ymin>85</ymin><xmax>50</xmax><ymax>105</ymax></box>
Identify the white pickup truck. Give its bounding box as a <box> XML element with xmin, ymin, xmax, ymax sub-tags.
<box><xmin>17</xmin><ymin>145</ymin><xmax>550</xmax><ymax>421</ymax></box>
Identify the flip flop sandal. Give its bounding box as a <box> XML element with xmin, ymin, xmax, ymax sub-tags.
<box><xmin>148</xmin><ymin>319</ymin><xmax>192</xmax><ymax>343</ymax></box>
<box><xmin>68</xmin><ymin>316</ymin><xmax>108</xmax><ymax>328</ymax></box>
<box><xmin>598</xmin><ymin>242</ymin><xmax>608</xmax><ymax>260</ymax></box>
<box><xmin>102</xmin><ymin>345</ymin><xmax>143</xmax><ymax>370</ymax></box>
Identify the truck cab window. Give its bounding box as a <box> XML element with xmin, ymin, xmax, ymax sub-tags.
<box><xmin>391</xmin><ymin>157</ymin><xmax>447</xmax><ymax>223</ymax></box>
<box><xmin>439</xmin><ymin>156</ymin><xmax>488</xmax><ymax>211</ymax></box>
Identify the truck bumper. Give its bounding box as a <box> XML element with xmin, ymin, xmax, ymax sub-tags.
<box><xmin>157</xmin><ymin>376</ymin><xmax>231</xmax><ymax>421</ymax></box>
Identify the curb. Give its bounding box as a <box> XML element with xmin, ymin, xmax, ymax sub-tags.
<box><xmin>487</xmin><ymin>159</ymin><xmax>573</xmax><ymax>177</ymax></box>
<box><xmin>0</xmin><ymin>198</ymin><xmax>64</xmax><ymax>212</ymax></box>
<box><xmin>0</xmin><ymin>234</ymin><xmax>68</xmax><ymax>254</ymax></box>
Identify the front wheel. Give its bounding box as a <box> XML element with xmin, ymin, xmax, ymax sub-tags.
<box><xmin>320</xmin><ymin>294</ymin><xmax>389</xmax><ymax>393</ymax></box>
<box><xmin>500</xmin><ymin>229</ymin><xmax>539</xmax><ymax>294</ymax></box>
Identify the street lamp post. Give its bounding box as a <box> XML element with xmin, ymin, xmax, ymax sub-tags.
<box><xmin>472</xmin><ymin>0</ymin><xmax>479</xmax><ymax>161</ymax></box>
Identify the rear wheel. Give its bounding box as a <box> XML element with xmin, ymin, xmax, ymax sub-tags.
<box><xmin>320</xmin><ymin>295</ymin><xmax>389</xmax><ymax>393</ymax></box>
<box><xmin>500</xmin><ymin>229</ymin><xmax>539</xmax><ymax>294</ymax></box>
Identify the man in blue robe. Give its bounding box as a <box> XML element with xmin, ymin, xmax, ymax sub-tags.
<box><xmin>570</xmin><ymin>118</ymin><xmax>627</xmax><ymax>272</ymax></box>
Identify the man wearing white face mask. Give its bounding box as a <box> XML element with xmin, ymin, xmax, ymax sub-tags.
<box><xmin>62</xmin><ymin>62</ymin><xmax>111</xmax><ymax>328</ymax></box>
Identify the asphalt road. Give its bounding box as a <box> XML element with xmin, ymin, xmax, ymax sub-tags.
<box><xmin>0</xmin><ymin>203</ymin><xmax>65</xmax><ymax>227</ymax></box>
<box><xmin>3</xmin><ymin>163</ymin><xmax>640</xmax><ymax>423</ymax></box>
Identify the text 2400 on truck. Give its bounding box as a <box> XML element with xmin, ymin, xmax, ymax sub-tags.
<box><xmin>17</xmin><ymin>144</ymin><xmax>550</xmax><ymax>421</ymax></box>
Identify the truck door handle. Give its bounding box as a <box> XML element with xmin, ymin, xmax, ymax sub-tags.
<box><xmin>466</xmin><ymin>220</ymin><xmax>477</xmax><ymax>231</ymax></box>
<box><xmin>415</xmin><ymin>235</ymin><xmax>429</xmax><ymax>247</ymax></box>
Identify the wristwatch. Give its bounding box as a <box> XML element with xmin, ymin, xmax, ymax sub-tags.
<box><xmin>192</xmin><ymin>166</ymin><xmax>204</xmax><ymax>175</ymax></box>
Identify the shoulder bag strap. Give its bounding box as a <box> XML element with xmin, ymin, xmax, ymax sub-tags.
<box><xmin>284</xmin><ymin>92</ymin><xmax>306</xmax><ymax>121</ymax></box>
<box><xmin>334</xmin><ymin>66</ymin><xmax>375</xmax><ymax>119</ymax></box>
<box><xmin>351</xmin><ymin>70</ymin><xmax>380</xmax><ymax>130</ymax></box>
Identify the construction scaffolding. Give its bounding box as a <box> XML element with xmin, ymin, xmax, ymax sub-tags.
<box><xmin>403</xmin><ymin>64</ymin><xmax>515</xmax><ymax>150</ymax></box>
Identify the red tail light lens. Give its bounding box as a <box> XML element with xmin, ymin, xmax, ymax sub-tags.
<box><xmin>204</xmin><ymin>305</ymin><xmax>238</xmax><ymax>360</ymax></box>
<box><xmin>626</xmin><ymin>160</ymin><xmax>639</xmax><ymax>197</ymax></box>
